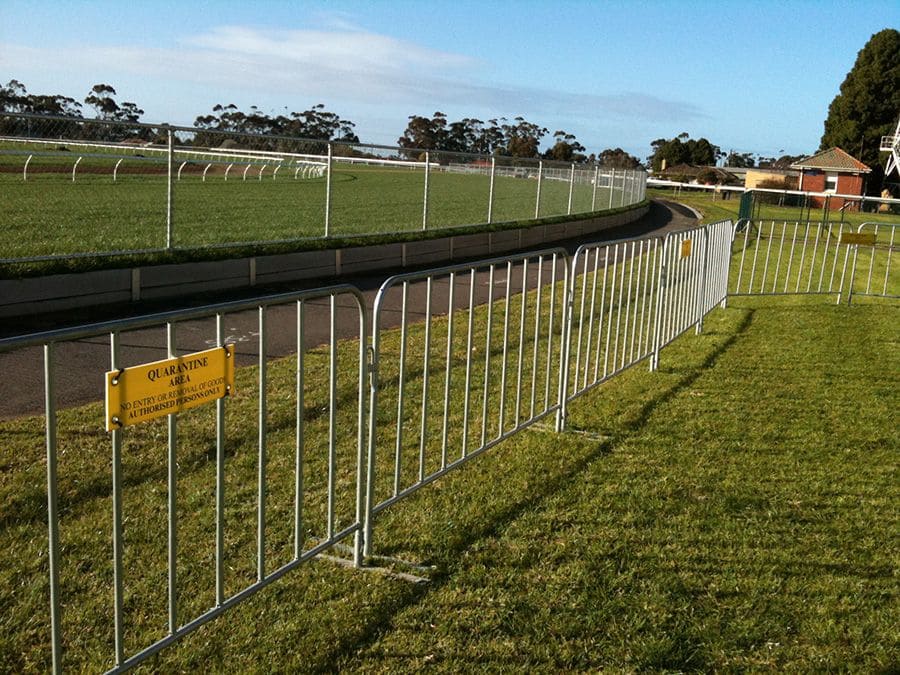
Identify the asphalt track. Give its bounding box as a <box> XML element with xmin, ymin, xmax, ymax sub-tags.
<box><xmin>0</xmin><ymin>199</ymin><xmax>698</xmax><ymax>418</ymax></box>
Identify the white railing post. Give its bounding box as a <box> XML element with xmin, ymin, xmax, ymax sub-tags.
<box><xmin>166</xmin><ymin>126</ymin><xmax>174</xmax><ymax>249</ymax></box>
<box><xmin>422</xmin><ymin>151</ymin><xmax>430</xmax><ymax>230</ymax></box>
<box><xmin>608</xmin><ymin>168</ymin><xmax>616</xmax><ymax>209</ymax></box>
<box><xmin>487</xmin><ymin>157</ymin><xmax>496</xmax><ymax>223</ymax></box>
<box><xmin>325</xmin><ymin>143</ymin><xmax>333</xmax><ymax>237</ymax></box>
<box><xmin>535</xmin><ymin>160</ymin><xmax>543</xmax><ymax>218</ymax></box>
<box><xmin>24</xmin><ymin>154</ymin><xmax>33</xmax><ymax>181</ymax></box>
<box><xmin>591</xmin><ymin>165</ymin><xmax>599</xmax><ymax>211</ymax></box>
<box><xmin>567</xmin><ymin>163</ymin><xmax>575</xmax><ymax>215</ymax></box>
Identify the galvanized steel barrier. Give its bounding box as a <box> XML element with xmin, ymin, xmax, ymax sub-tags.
<box><xmin>0</xmin><ymin>285</ymin><xmax>368</xmax><ymax>673</ymax></box>
<box><xmin>363</xmin><ymin>249</ymin><xmax>569</xmax><ymax>558</ymax></box>
<box><xmin>14</xmin><ymin>216</ymin><xmax>896</xmax><ymax>671</ymax></box>
<box><xmin>730</xmin><ymin>219</ymin><xmax>899</xmax><ymax>303</ymax></box>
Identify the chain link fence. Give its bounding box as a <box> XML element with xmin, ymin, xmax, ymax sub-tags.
<box><xmin>0</xmin><ymin>113</ymin><xmax>647</xmax><ymax>262</ymax></box>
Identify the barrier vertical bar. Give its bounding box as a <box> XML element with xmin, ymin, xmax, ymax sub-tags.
<box><xmin>567</xmin><ymin>163</ymin><xmax>575</xmax><ymax>215</ymax></box>
<box><xmin>441</xmin><ymin>273</ymin><xmax>455</xmax><ymax>468</ymax></box>
<box><xmin>608</xmin><ymin>169</ymin><xmax>616</xmax><ymax>209</ymax></box>
<box><xmin>166</xmin><ymin>323</ymin><xmax>178</xmax><ymax>635</ymax></box>
<box><xmin>487</xmin><ymin>157</ymin><xmax>496</xmax><ymax>224</ymax></box>
<box><xmin>215</xmin><ymin>315</ymin><xmax>225</xmax><ymax>606</ymax></box>
<box><xmin>696</xmin><ymin>229</ymin><xmax>710</xmax><ymax>334</ymax></box>
<box><xmin>110</xmin><ymin>332</ymin><xmax>125</xmax><ymax>667</ymax></box>
<box><xmin>44</xmin><ymin>344</ymin><xmax>62</xmax><ymax>674</ymax></box>
<box><xmin>324</xmin><ymin>143</ymin><xmax>333</xmax><ymax>237</ymax></box>
<box><xmin>498</xmin><ymin>262</ymin><xmax>512</xmax><ymax>435</ymax></box>
<box><xmin>328</xmin><ymin>295</ymin><xmax>337</xmax><ymax>537</ymax></box>
<box><xmin>462</xmin><ymin>270</ymin><xmax>476</xmax><ymax>455</ymax></box>
<box><xmin>353</xmin><ymin>295</ymin><xmax>367</xmax><ymax>568</ymax></box>
<box><xmin>650</xmin><ymin>237</ymin><xmax>668</xmax><ymax>372</ymax></box>
<box><xmin>166</xmin><ymin>127</ymin><xmax>174</xmax><ymax>249</ymax></box>
<box><xmin>422</xmin><ymin>151</ymin><xmax>430</xmax><ymax>230</ymax></box>
<box><xmin>295</xmin><ymin>300</ymin><xmax>305</xmax><ymax>559</ymax></box>
<box><xmin>480</xmin><ymin>265</ymin><xmax>495</xmax><ymax>446</ymax></box>
<box><xmin>257</xmin><ymin>306</ymin><xmax>267</xmax><ymax>581</ymax></box>
<box><xmin>591</xmin><ymin>165</ymin><xmax>599</xmax><ymax>211</ymax></box>
<box><xmin>419</xmin><ymin>278</ymin><xmax>433</xmax><ymax>481</ymax></box>
<box><xmin>534</xmin><ymin>161</ymin><xmax>543</xmax><ymax>218</ymax></box>
<box><xmin>394</xmin><ymin>283</ymin><xmax>409</xmax><ymax>494</ymax></box>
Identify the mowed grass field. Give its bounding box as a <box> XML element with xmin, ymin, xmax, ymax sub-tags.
<box><xmin>0</xmin><ymin>159</ymin><xmax>610</xmax><ymax>259</ymax></box>
<box><xmin>649</xmin><ymin>186</ymin><xmax>900</xmax><ymax>229</ymax></box>
<box><xmin>0</xmin><ymin>295</ymin><xmax>896</xmax><ymax>671</ymax></box>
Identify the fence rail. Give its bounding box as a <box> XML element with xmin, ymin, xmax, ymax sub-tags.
<box><xmin>6</xmin><ymin>216</ymin><xmax>898</xmax><ymax>671</ymax></box>
<box><xmin>0</xmin><ymin>112</ymin><xmax>647</xmax><ymax>263</ymax></box>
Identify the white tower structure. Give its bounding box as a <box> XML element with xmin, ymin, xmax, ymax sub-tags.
<box><xmin>881</xmin><ymin>113</ymin><xmax>900</xmax><ymax>178</ymax></box>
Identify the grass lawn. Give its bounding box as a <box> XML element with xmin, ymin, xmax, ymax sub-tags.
<box><xmin>651</xmin><ymin>186</ymin><xmax>900</xmax><ymax>230</ymax></box>
<box><xmin>0</xmin><ymin>296</ymin><xmax>896</xmax><ymax>671</ymax></box>
<box><xmin>0</xmin><ymin>162</ymin><xmax>606</xmax><ymax>259</ymax></box>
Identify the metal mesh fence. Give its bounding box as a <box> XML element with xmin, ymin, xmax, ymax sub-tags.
<box><xmin>1</xmin><ymin>112</ymin><xmax>648</xmax><ymax>262</ymax></box>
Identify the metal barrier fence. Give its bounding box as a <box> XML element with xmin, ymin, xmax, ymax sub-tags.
<box><xmin>730</xmin><ymin>220</ymin><xmax>900</xmax><ymax>304</ymax></box>
<box><xmin>16</xmin><ymin>218</ymin><xmax>871</xmax><ymax>672</ymax></box>
<box><xmin>0</xmin><ymin>112</ymin><xmax>647</xmax><ymax>263</ymax></box>
<box><xmin>0</xmin><ymin>286</ymin><xmax>368</xmax><ymax>672</ymax></box>
<box><xmin>363</xmin><ymin>249</ymin><xmax>569</xmax><ymax>558</ymax></box>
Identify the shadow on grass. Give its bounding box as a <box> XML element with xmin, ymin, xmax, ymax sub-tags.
<box><xmin>307</xmin><ymin>308</ymin><xmax>756</xmax><ymax>672</ymax></box>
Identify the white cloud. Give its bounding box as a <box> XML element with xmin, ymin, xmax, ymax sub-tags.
<box><xmin>0</xmin><ymin>24</ymin><xmax>703</xmax><ymax>133</ymax></box>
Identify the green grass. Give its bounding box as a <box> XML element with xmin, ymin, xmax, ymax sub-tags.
<box><xmin>651</xmin><ymin>186</ymin><xmax>900</xmax><ymax>229</ymax></box>
<box><xmin>0</xmin><ymin>159</ymin><xmax>604</xmax><ymax>259</ymax></box>
<box><xmin>0</xmin><ymin>293</ymin><xmax>897</xmax><ymax>671</ymax></box>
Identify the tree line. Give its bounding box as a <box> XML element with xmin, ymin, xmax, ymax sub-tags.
<box><xmin>2</xmin><ymin>25</ymin><xmax>898</xmax><ymax>184</ymax></box>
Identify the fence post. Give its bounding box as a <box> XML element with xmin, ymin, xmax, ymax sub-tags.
<box><xmin>567</xmin><ymin>163</ymin><xmax>575</xmax><ymax>215</ymax></box>
<box><xmin>535</xmin><ymin>160</ymin><xmax>543</xmax><ymax>219</ymax></box>
<box><xmin>325</xmin><ymin>142</ymin><xmax>333</xmax><ymax>237</ymax></box>
<box><xmin>487</xmin><ymin>156</ymin><xmax>496</xmax><ymax>223</ymax></box>
<box><xmin>608</xmin><ymin>169</ymin><xmax>616</xmax><ymax>209</ymax></box>
<box><xmin>591</xmin><ymin>165</ymin><xmax>599</xmax><ymax>211</ymax></box>
<box><xmin>422</xmin><ymin>151</ymin><xmax>430</xmax><ymax>230</ymax></box>
<box><xmin>24</xmin><ymin>154</ymin><xmax>32</xmax><ymax>181</ymax></box>
<box><xmin>44</xmin><ymin>344</ymin><xmax>62</xmax><ymax>674</ymax></box>
<box><xmin>166</xmin><ymin>126</ymin><xmax>174</xmax><ymax>249</ymax></box>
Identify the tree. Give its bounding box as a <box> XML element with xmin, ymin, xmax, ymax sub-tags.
<box><xmin>647</xmin><ymin>133</ymin><xmax>722</xmax><ymax>171</ymax></box>
<box><xmin>543</xmin><ymin>130</ymin><xmax>586</xmax><ymax>162</ymax></box>
<box><xmin>820</xmin><ymin>29</ymin><xmax>900</xmax><ymax>179</ymax></box>
<box><xmin>725</xmin><ymin>151</ymin><xmax>755</xmax><ymax>168</ymax></box>
<box><xmin>597</xmin><ymin>147</ymin><xmax>643</xmax><ymax>169</ymax></box>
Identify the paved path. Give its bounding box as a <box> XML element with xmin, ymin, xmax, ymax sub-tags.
<box><xmin>0</xmin><ymin>200</ymin><xmax>698</xmax><ymax>418</ymax></box>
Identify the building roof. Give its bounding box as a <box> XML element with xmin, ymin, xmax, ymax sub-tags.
<box><xmin>790</xmin><ymin>147</ymin><xmax>871</xmax><ymax>173</ymax></box>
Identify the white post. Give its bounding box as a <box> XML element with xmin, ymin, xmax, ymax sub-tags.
<box><xmin>591</xmin><ymin>165</ymin><xmax>599</xmax><ymax>211</ymax></box>
<box><xmin>567</xmin><ymin>163</ymin><xmax>575</xmax><ymax>215</ymax></box>
<box><xmin>72</xmin><ymin>156</ymin><xmax>82</xmax><ymax>182</ymax></box>
<box><xmin>166</xmin><ymin>127</ymin><xmax>174</xmax><ymax>249</ymax></box>
<box><xmin>534</xmin><ymin>160</ymin><xmax>543</xmax><ymax>219</ymax></box>
<box><xmin>325</xmin><ymin>143</ymin><xmax>333</xmax><ymax>237</ymax></box>
<box><xmin>487</xmin><ymin>156</ymin><xmax>496</xmax><ymax>223</ymax></box>
<box><xmin>608</xmin><ymin>168</ymin><xmax>615</xmax><ymax>209</ymax></box>
<box><xmin>422</xmin><ymin>151</ymin><xmax>430</xmax><ymax>230</ymax></box>
<box><xmin>23</xmin><ymin>154</ymin><xmax>33</xmax><ymax>181</ymax></box>
<box><xmin>113</xmin><ymin>158</ymin><xmax>123</xmax><ymax>182</ymax></box>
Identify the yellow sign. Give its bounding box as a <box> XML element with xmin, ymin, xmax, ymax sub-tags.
<box><xmin>841</xmin><ymin>232</ymin><xmax>877</xmax><ymax>246</ymax></box>
<box><xmin>105</xmin><ymin>345</ymin><xmax>235</xmax><ymax>431</ymax></box>
<box><xmin>681</xmin><ymin>239</ymin><xmax>692</xmax><ymax>258</ymax></box>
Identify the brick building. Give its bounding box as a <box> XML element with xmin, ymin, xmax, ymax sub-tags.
<box><xmin>790</xmin><ymin>147</ymin><xmax>871</xmax><ymax>208</ymax></box>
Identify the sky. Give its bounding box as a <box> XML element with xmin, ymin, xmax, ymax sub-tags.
<box><xmin>1</xmin><ymin>0</ymin><xmax>895</xmax><ymax>162</ymax></box>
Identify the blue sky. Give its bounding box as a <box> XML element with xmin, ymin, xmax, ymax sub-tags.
<box><xmin>0</xmin><ymin>0</ymin><xmax>895</xmax><ymax>161</ymax></box>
